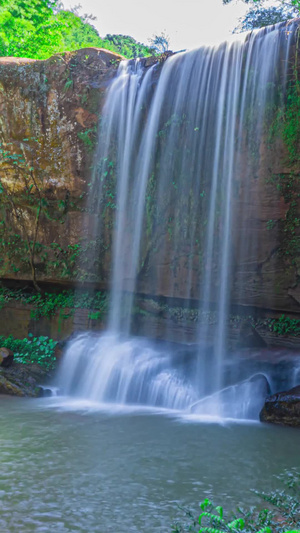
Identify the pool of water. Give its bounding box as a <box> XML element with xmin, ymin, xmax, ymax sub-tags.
<box><xmin>0</xmin><ymin>397</ymin><xmax>299</xmax><ymax>532</ymax></box>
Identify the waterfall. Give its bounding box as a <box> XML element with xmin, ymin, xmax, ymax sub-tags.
<box><xmin>57</xmin><ymin>22</ymin><xmax>298</xmax><ymax>418</ymax></box>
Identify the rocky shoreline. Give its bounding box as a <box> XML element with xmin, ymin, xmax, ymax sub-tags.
<box><xmin>0</xmin><ymin>362</ymin><xmax>53</xmax><ymax>397</ymax></box>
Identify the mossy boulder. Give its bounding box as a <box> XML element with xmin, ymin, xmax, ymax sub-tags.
<box><xmin>0</xmin><ymin>362</ymin><xmax>52</xmax><ymax>397</ymax></box>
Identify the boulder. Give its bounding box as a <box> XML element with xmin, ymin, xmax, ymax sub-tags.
<box><xmin>0</xmin><ymin>362</ymin><xmax>52</xmax><ymax>397</ymax></box>
<box><xmin>260</xmin><ymin>385</ymin><xmax>300</xmax><ymax>427</ymax></box>
<box><xmin>236</xmin><ymin>323</ymin><xmax>267</xmax><ymax>349</ymax></box>
<box><xmin>0</xmin><ymin>375</ymin><xmax>25</xmax><ymax>396</ymax></box>
<box><xmin>0</xmin><ymin>347</ymin><xmax>14</xmax><ymax>368</ymax></box>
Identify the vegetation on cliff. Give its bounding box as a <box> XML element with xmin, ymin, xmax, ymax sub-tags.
<box><xmin>0</xmin><ymin>334</ymin><xmax>57</xmax><ymax>369</ymax></box>
<box><xmin>0</xmin><ymin>0</ymin><xmax>153</xmax><ymax>59</ymax></box>
<box><xmin>1</xmin><ymin>286</ymin><xmax>300</xmax><ymax>341</ymax></box>
<box><xmin>0</xmin><ymin>287</ymin><xmax>108</xmax><ymax>321</ymax></box>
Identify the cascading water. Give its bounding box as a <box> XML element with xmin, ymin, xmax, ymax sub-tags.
<box><xmin>57</xmin><ymin>22</ymin><xmax>299</xmax><ymax>419</ymax></box>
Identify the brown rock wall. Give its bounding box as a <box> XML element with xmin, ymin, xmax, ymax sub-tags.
<box><xmin>0</xmin><ymin>47</ymin><xmax>299</xmax><ymax>318</ymax></box>
<box><xmin>0</xmin><ymin>48</ymin><xmax>121</xmax><ymax>283</ymax></box>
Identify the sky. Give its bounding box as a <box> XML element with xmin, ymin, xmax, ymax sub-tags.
<box><xmin>63</xmin><ymin>0</ymin><xmax>250</xmax><ymax>51</ymax></box>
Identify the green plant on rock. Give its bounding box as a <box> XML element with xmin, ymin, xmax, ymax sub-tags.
<box><xmin>271</xmin><ymin>314</ymin><xmax>300</xmax><ymax>336</ymax></box>
<box><xmin>0</xmin><ymin>140</ymin><xmax>44</xmax><ymax>290</ymax></box>
<box><xmin>283</xmin><ymin>93</ymin><xmax>300</xmax><ymax>163</ymax></box>
<box><xmin>64</xmin><ymin>78</ymin><xmax>74</xmax><ymax>92</ymax></box>
<box><xmin>266</xmin><ymin>219</ymin><xmax>276</xmax><ymax>230</ymax></box>
<box><xmin>266</xmin><ymin>173</ymin><xmax>300</xmax><ymax>263</ymax></box>
<box><xmin>77</xmin><ymin>126</ymin><xmax>97</xmax><ymax>151</ymax></box>
<box><xmin>0</xmin><ymin>286</ymin><xmax>108</xmax><ymax>322</ymax></box>
<box><xmin>0</xmin><ymin>334</ymin><xmax>57</xmax><ymax>370</ymax></box>
<box><xmin>88</xmin><ymin>310</ymin><xmax>102</xmax><ymax>320</ymax></box>
<box><xmin>0</xmin><ymin>135</ymin><xmax>91</xmax><ymax>284</ymax></box>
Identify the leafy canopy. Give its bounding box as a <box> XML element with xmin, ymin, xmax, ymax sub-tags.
<box><xmin>0</xmin><ymin>0</ymin><xmax>154</xmax><ymax>59</ymax></box>
<box><xmin>0</xmin><ymin>0</ymin><xmax>66</xmax><ymax>59</ymax></box>
<box><xmin>223</xmin><ymin>0</ymin><xmax>300</xmax><ymax>31</ymax></box>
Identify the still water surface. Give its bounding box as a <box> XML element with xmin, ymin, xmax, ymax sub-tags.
<box><xmin>1</xmin><ymin>397</ymin><xmax>299</xmax><ymax>532</ymax></box>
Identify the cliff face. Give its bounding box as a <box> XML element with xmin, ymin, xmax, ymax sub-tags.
<box><xmin>0</xmin><ymin>48</ymin><xmax>121</xmax><ymax>284</ymax></box>
<box><xmin>0</xmin><ymin>47</ymin><xmax>299</xmax><ymax>317</ymax></box>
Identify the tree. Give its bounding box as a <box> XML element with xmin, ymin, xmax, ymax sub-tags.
<box><xmin>0</xmin><ymin>0</ymin><xmax>66</xmax><ymax>59</ymax></box>
<box><xmin>0</xmin><ymin>0</ymin><xmax>153</xmax><ymax>60</ymax></box>
<box><xmin>149</xmin><ymin>31</ymin><xmax>171</xmax><ymax>53</ymax></box>
<box><xmin>104</xmin><ymin>34</ymin><xmax>154</xmax><ymax>58</ymax></box>
<box><xmin>223</xmin><ymin>0</ymin><xmax>300</xmax><ymax>31</ymax></box>
<box><xmin>57</xmin><ymin>10</ymin><xmax>106</xmax><ymax>51</ymax></box>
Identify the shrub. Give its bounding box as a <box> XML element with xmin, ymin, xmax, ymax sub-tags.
<box><xmin>172</xmin><ymin>469</ymin><xmax>300</xmax><ymax>533</ymax></box>
<box><xmin>0</xmin><ymin>334</ymin><xmax>57</xmax><ymax>370</ymax></box>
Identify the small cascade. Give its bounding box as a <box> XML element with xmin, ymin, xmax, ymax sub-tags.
<box><xmin>189</xmin><ymin>374</ymin><xmax>271</xmax><ymax>420</ymax></box>
<box><xmin>56</xmin><ymin>334</ymin><xmax>197</xmax><ymax>410</ymax></box>
<box><xmin>292</xmin><ymin>361</ymin><xmax>300</xmax><ymax>388</ymax></box>
<box><xmin>55</xmin><ymin>334</ymin><xmax>300</xmax><ymax>419</ymax></box>
<box><xmin>56</xmin><ymin>21</ymin><xmax>299</xmax><ymax>419</ymax></box>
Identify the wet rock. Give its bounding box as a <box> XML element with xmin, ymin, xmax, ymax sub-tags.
<box><xmin>0</xmin><ymin>347</ymin><xmax>14</xmax><ymax>368</ymax></box>
<box><xmin>0</xmin><ymin>362</ymin><xmax>52</xmax><ymax>397</ymax></box>
<box><xmin>54</xmin><ymin>343</ymin><xmax>64</xmax><ymax>361</ymax></box>
<box><xmin>260</xmin><ymin>385</ymin><xmax>300</xmax><ymax>427</ymax></box>
<box><xmin>38</xmin><ymin>387</ymin><xmax>53</xmax><ymax>398</ymax></box>
<box><xmin>237</xmin><ymin>323</ymin><xmax>267</xmax><ymax>349</ymax></box>
<box><xmin>0</xmin><ymin>375</ymin><xmax>25</xmax><ymax>396</ymax></box>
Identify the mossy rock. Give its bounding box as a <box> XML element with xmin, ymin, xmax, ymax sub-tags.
<box><xmin>0</xmin><ymin>375</ymin><xmax>25</xmax><ymax>396</ymax></box>
<box><xmin>0</xmin><ymin>362</ymin><xmax>51</xmax><ymax>397</ymax></box>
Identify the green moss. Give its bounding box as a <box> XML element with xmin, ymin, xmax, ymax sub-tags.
<box><xmin>0</xmin><ymin>287</ymin><xmax>108</xmax><ymax>322</ymax></box>
<box><xmin>268</xmin><ymin>173</ymin><xmax>300</xmax><ymax>263</ymax></box>
<box><xmin>282</xmin><ymin>82</ymin><xmax>300</xmax><ymax>164</ymax></box>
<box><xmin>133</xmin><ymin>299</ymin><xmax>300</xmax><ymax>337</ymax></box>
<box><xmin>77</xmin><ymin>125</ymin><xmax>97</xmax><ymax>151</ymax></box>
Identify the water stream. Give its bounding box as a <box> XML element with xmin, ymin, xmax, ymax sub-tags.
<box><xmin>58</xmin><ymin>22</ymin><xmax>299</xmax><ymax>417</ymax></box>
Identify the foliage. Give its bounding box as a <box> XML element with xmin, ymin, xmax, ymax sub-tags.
<box><xmin>281</xmin><ymin>83</ymin><xmax>300</xmax><ymax>164</ymax></box>
<box><xmin>104</xmin><ymin>34</ymin><xmax>154</xmax><ymax>58</ymax></box>
<box><xmin>271</xmin><ymin>314</ymin><xmax>300</xmax><ymax>336</ymax></box>
<box><xmin>0</xmin><ymin>139</ymin><xmax>46</xmax><ymax>290</ymax></box>
<box><xmin>2</xmin><ymin>286</ymin><xmax>300</xmax><ymax>337</ymax></box>
<box><xmin>77</xmin><ymin>126</ymin><xmax>97</xmax><ymax>150</ymax></box>
<box><xmin>0</xmin><ymin>140</ymin><xmax>89</xmax><ymax>287</ymax></box>
<box><xmin>267</xmin><ymin>173</ymin><xmax>300</xmax><ymax>262</ymax></box>
<box><xmin>172</xmin><ymin>469</ymin><xmax>300</xmax><ymax>533</ymax></box>
<box><xmin>223</xmin><ymin>0</ymin><xmax>299</xmax><ymax>31</ymax></box>
<box><xmin>266</xmin><ymin>57</ymin><xmax>300</xmax><ymax>265</ymax></box>
<box><xmin>149</xmin><ymin>31</ymin><xmax>171</xmax><ymax>53</ymax></box>
<box><xmin>0</xmin><ymin>139</ymin><xmax>104</xmax><ymax>284</ymax></box>
<box><xmin>240</xmin><ymin>6</ymin><xmax>297</xmax><ymax>31</ymax></box>
<box><xmin>0</xmin><ymin>286</ymin><xmax>108</xmax><ymax>321</ymax></box>
<box><xmin>57</xmin><ymin>9</ymin><xmax>106</xmax><ymax>51</ymax></box>
<box><xmin>0</xmin><ymin>333</ymin><xmax>57</xmax><ymax>369</ymax></box>
<box><xmin>0</xmin><ymin>0</ymin><xmax>66</xmax><ymax>59</ymax></box>
<box><xmin>0</xmin><ymin>0</ymin><xmax>154</xmax><ymax>60</ymax></box>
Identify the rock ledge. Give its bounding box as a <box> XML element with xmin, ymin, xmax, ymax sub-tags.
<box><xmin>0</xmin><ymin>363</ymin><xmax>52</xmax><ymax>397</ymax></box>
<box><xmin>260</xmin><ymin>385</ymin><xmax>300</xmax><ymax>427</ymax></box>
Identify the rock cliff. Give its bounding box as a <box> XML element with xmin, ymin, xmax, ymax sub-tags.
<box><xmin>0</xmin><ymin>46</ymin><xmax>299</xmax><ymax>320</ymax></box>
